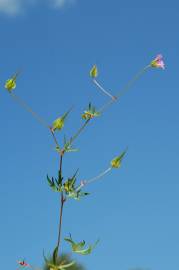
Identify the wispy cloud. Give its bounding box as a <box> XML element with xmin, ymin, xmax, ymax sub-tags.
<box><xmin>0</xmin><ymin>0</ymin><xmax>37</xmax><ymax>15</ymax></box>
<box><xmin>51</xmin><ymin>0</ymin><xmax>76</xmax><ymax>8</ymax></box>
<box><xmin>0</xmin><ymin>0</ymin><xmax>76</xmax><ymax>16</ymax></box>
<box><xmin>0</xmin><ymin>0</ymin><xmax>23</xmax><ymax>15</ymax></box>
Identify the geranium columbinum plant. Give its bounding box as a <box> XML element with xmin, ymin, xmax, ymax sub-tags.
<box><xmin>3</xmin><ymin>54</ymin><xmax>165</xmax><ymax>270</ymax></box>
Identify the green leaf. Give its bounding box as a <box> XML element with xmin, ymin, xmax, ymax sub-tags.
<box><xmin>72</xmin><ymin>191</ymin><xmax>90</xmax><ymax>200</ymax></box>
<box><xmin>43</xmin><ymin>250</ymin><xmax>50</xmax><ymax>264</ymax></box>
<box><xmin>47</xmin><ymin>175</ymin><xmax>58</xmax><ymax>192</ymax></box>
<box><xmin>53</xmin><ymin>246</ymin><xmax>58</xmax><ymax>264</ymax></box>
<box><xmin>65</xmin><ymin>235</ymin><xmax>99</xmax><ymax>255</ymax></box>
<box><xmin>57</xmin><ymin>170</ymin><xmax>63</xmax><ymax>186</ymax></box>
<box><xmin>57</xmin><ymin>261</ymin><xmax>76</xmax><ymax>269</ymax></box>
<box><xmin>90</xmin><ymin>65</ymin><xmax>98</xmax><ymax>78</ymax></box>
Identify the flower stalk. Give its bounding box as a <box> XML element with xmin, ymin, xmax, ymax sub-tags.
<box><xmin>99</xmin><ymin>64</ymin><xmax>151</xmax><ymax>113</ymax></box>
<box><xmin>93</xmin><ymin>79</ymin><xmax>117</xmax><ymax>101</ymax></box>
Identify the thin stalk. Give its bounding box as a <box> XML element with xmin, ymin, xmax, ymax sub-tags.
<box><xmin>93</xmin><ymin>79</ymin><xmax>117</xmax><ymax>100</ymax></box>
<box><xmin>50</xmin><ymin>129</ymin><xmax>60</xmax><ymax>149</ymax></box>
<box><xmin>87</xmin><ymin>167</ymin><xmax>112</xmax><ymax>184</ymax></box>
<box><xmin>9</xmin><ymin>92</ymin><xmax>61</xmax><ymax>149</ymax></box>
<box><xmin>76</xmin><ymin>167</ymin><xmax>112</xmax><ymax>191</ymax></box>
<box><xmin>10</xmin><ymin>92</ymin><xmax>49</xmax><ymax>129</ymax></box>
<box><xmin>99</xmin><ymin>65</ymin><xmax>150</xmax><ymax>113</ymax></box>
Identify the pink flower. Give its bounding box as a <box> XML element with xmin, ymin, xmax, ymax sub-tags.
<box><xmin>150</xmin><ymin>54</ymin><xmax>165</xmax><ymax>69</ymax></box>
<box><xmin>17</xmin><ymin>260</ymin><xmax>30</xmax><ymax>268</ymax></box>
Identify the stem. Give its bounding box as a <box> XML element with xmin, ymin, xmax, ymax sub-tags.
<box><xmin>87</xmin><ymin>167</ymin><xmax>112</xmax><ymax>184</ymax></box>
<box><xmin>99</xmin><ymin>65</ymin><xmax>150</xmax><ymax>113</ymax></box>
<box><xmin>76</xmin><ymin>167</ymin><xmax>112</xmax><ymax>191</ymax></box>
<box><xmin>70</xmin><ymin>119</ymin><xmax>90</xmax><ymax>145</ymax></box>
<box><xmin>93</xmin><ymin>79</ymin><xmax>116</xmax><ymax>100</ymax></box>
<box><xmin>59</xmin><ymin>154</ymin><xmax>63</xmax><ymax>175</ymax></box>
<box><xmin>57</xmin><ymin>192</ymin><xmax>65</xmax><ymax>254</ymax></box>
<box><xmin>56</xmin><ymin>154</ymin><xmax>65</xmax><ymax>256</ymax></box>
<box><xmin>9</xmin><ymin>92</ymin><xmax>61</xmax><ymax>149</ymax></box>
<box><xmin>10</xmin><ymin>92</ymin><xmax>49</xmax><ymax>129</ymax></box>
<box><xmin>50</xmin><ymin>129</ymin><xmax>60</xmax><ymax>149</ymax></box>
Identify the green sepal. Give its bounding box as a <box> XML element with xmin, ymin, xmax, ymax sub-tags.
<box><xmin>63</xmin><ymin>170</ymin><xmax>78</xmax><ymax>193</ymax></box>
<box><xmin>52</xmin><ymin>107</ymin><xmax>72</xmax><ymax>132</ymax></box>
<box><xmin>90</xmin><ymin>65</ymin><xmax>98</xmax><ymax>78</ymax></box>
<box><xmin>82</xmin><ymin>103</ymin><xmax>100</xmax><ymax>120</ymax></box>
<box><xmin>111</xmin><ymin>149</ymin><xmax>127</xmax><ymax>169</ymax></box>
<box><xmin>5</xmin><ymin>72</ymin><xmax>19</xmax><ymax>92</ymax></box>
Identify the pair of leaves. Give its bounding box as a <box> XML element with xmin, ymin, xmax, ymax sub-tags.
<box><xmin>55</xmin><ymin>136</ymin><xmax>78</xmax><ymax>155</ymax></box>
<box><xmin>64</xmin><ymin>235</ymin><xmax>99</xmax><ymax>255</ymax></box>
<box><xmin>82</xmin><ymin>103</ymin><xmax>100</xmax><ymax>120</ymax></box>
<box><xmin>47</xmin><ymin>171</ymin><xmax>63</xmax><ymax>192</ymax></box>
<box><xmin>63</xmin><ymin>136</ymin><xmax>78</xmax><ymax>153</ymax></box>
<box><xmin>47</xmin><ymin>170</ymin><xmax>89</xmax><ymax>200</ymax></box>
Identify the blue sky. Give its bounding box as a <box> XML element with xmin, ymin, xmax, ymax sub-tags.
<box><xmin>0</xmin><ymin>1</ymin><xmax>179</xmax><ymax>270</ymax></box>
